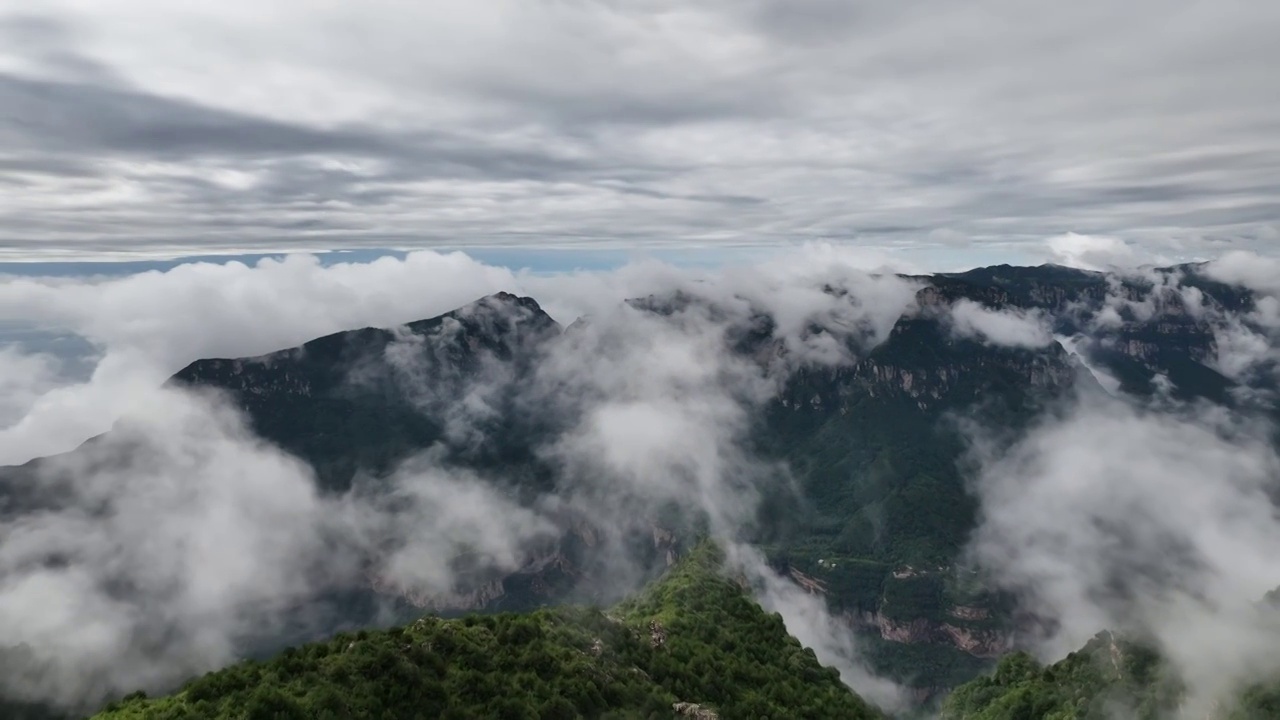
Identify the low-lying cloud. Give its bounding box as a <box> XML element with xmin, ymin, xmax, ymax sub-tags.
<box><xmin>3</xmin><ymin>247</ymin><xmax>1279</xmax><ymax>715</ymax></box>
<box><xmin>963</xmin><ymin>393</ymin><xmax>1280</xmax><ymax>715</ymax></box>
<box><xmin>947</xmin><ymin>299</ymin><xmax>1053</xmax><ymax>349</ymax></box>
<box><xmin>0</xmin><ymin>247</ymin><xmax>922</xmax><ymax>710</ymax></box>
<box><xmin>0</xmin><ymin>384</ymin><xmax>568</xmax><ymax>710</ymax></box>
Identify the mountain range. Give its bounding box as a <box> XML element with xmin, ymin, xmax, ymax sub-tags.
<box><xmin>2</xmin><ymin>262</ymin><xmax>1277</xmax><ymax>718</ymax></box>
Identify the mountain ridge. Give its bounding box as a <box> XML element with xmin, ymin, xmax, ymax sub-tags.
<box><xmin>90</xmin><ymin>542</ymin><xmax>884</xmax><ymax>720</ymax></box>
<box><xmin>3</xmin><ymin>262</ymin><xmax>1276</xmax><ymax>711</ymax></box>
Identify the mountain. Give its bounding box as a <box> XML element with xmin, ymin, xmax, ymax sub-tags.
<box><xmin>3</xmin><ymin>262</ymin><xmax>1275</xmax><ymax>709</ymax></box>
<box><xmin>89</xmin><ymin>543</ymin><xmax>883</xmax><ymax>720</ymax></box>
<box><xmin>940</xmin><ymin>631</ymin><xmax>1280</xmax><ymax>719</ymax></box>
<box><xmin>940</xmin><ymin>633</ymin><xmax>1181</xmax><ymax>719</ymax></box>
<box><xmin>745</xmin><ymin>262</ymin><xmax>1276</xmax><ymax>694</ymax></box>
<box><xmin>170</xmin><ymin>291</ymin><xmax>562</xmax><ymax>494</ymax></box>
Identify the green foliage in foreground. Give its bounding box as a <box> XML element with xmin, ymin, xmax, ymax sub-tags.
<box><xmin>92</xmin><ymin>544</ymin><xmax>882</xmax><ymax>720</ymax></box>
<box><xmin>940</xmin><ymin>631</ymin><xmax>1280</xmax><ymax>720</ymax></box>
<box><xmin>940</xmin><ymin>632</ymin><xmax>1179</xmax><ymax>720</ymax></box>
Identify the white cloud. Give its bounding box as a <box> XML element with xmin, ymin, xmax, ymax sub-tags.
<box><xmin>1205</xmin><ymin>251</ymin><xmax>1280</xmax><ymax>298</ymax></box>
<box><xmin>0</xmin><ymin>347</ymin><xmax>65</xmax><ymax>428</ymax></box>
<box><xmin>0</xmin><ymin>387</ymin><xmax>331</xmax><ymax>704</ymax></box>
<box><xmin>1045</xmin><ymin>233</ymin><xmax>1156</xmax><ymax>271</ymax></box>
<box><xmin>964</xmin><ymin>395</ymin><xmax>1280</xmax><ymax>714</ymax></box>
<box><xmin>947</xmin><ymin>299</ymin><xmax>1053</xmax><ymax>348</ymax></box>
<box><xmin>0</xmin><ymin>384</ymin><xmax>562</xmax><ymax>710</ymax></box>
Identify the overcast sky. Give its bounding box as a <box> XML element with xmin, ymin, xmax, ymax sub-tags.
<box><xmin>1</xmin><ymin>0</ymin><xmax>1277</xmax><ymax>264</ymax></box>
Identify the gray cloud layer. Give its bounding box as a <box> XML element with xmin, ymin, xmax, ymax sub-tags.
<box><xmin>1</xmin><ymin>1</ymin><xmax>1277</xmax><ymax>261</ymax></box>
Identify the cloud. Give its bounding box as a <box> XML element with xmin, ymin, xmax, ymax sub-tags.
<box><xmin>727</xmin><ymin>543</ymin><xmax>908</xmax><ymax>712</ymax></box>
<box><xmin>963</xmin><ymin>393</ymin><xmax>1280</xmax><ymax>714</ymax></box>
<box><xmin>0</xmin><ymin>383</ymin><xmax>563</xmax><ymax>711</ymax></box>
<box><xmin>1045</xmin><ymin>233</ymin><xmax>1159</xmax><ymax>271</ymax></box>
<box><xmin>0</xmin><ymin>347</ymin><xmax>65</xmax><ymax>428</ymax></box>
<box><xmin>335</xmin><ymin>456</ymin><xmax>559</xmax><ymax>599</ymax></box>
<box><xmin>0</xmin><ymin>387</ymin><xmax>331</xmax><ymax>707</ymax></box>
<box><xmin>0</xmin><ymin>247</ymin><xmax>924</xmax><ymax>708</ymax></box>
<box><xmin>534</xmin><ymin>299</ymin><xmax>775</xmax><ymax>534</ymax></box>
<box><xmin>1205</xmin><ymin>251</ymin><xmax>1280</xmax><ymax>298</ymax></box>
<box><xmin>0</xmin><ymin>252</ymin><xmax>523</xmax><ymax>464</ymax></box>
<box><xmin>1</xmin><ymin>2</ymin><xmax>1278</xmax><ymax>260</ymax></box>
<box><xmin>947</xmin><ymin>299</ymin><xmax>1053</xmax><ymax>348</ymax></box>
<box><xmin>518</xmin><ymin>277</ymin><xmax>917</xmax><ymax>705</ymax></box>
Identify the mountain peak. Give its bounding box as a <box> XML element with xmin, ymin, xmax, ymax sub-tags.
<box><xmin>471</xmin><ymin>291</ymin><xmax>544</xmax><ymax>312</ymax></box>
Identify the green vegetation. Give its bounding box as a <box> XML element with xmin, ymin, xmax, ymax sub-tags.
<box><xmin>91</xmin><ymin>544</ymin><xmax>882</xmax><ymax>720</ymax></box>
<box><xmin>941</xmin><ymin>633</ymin><xmax>1180</xmax><ymax>720</ymax></box>
<box><xmin>942</xmin><ymin>632</ymin><xmax>1177</xmax><ymax>717</ymax></box>
<box><xmin>941</xmin><ymin>631</ymin><xmax>1280</xmax><ymax>720</ymax></box>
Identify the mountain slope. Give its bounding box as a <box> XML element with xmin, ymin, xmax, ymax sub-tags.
<box><xmin>91</xmin><ymin>544</ymin><xmax>882</xmax><ymax>720</ymax></box>
<box><xmin>940</xmin><ymin>631</ymin><xmax>1280</xmax><ymax>720</ymax></box>
<box><xmin>170</xmin><ymin>291</ymin><xmax>561</xmax><ymax>493</ymax></box>
<box><xmin>744</xmin><ymin>262</ymin><xmax>1274</xmax><ymax>694</ymax></box>
<box><xmin>940</xmin><ymin>633</ymin><xmax>1180</xmax><ymax>720</ymax></box>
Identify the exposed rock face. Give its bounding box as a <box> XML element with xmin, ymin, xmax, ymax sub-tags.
<box><xmin>869</xmin><ymin>613</ymin><xmax>934</xmax><ymax>645</ymax></box>
<box><xmin>375</xmin><ymin>577</ymin><xmax>507</xmax><ymax>613</ymax></box>
<box><xmin>939</xmin><ymin>623</ymin><xmax>1012</xmax><ymax>657</ymax></box>
<box><xmin>652</xmin><ymin>524</ymin><xmax>680</xmax><ymax>566</ymax></box>
<box><xmin>850</xmin><ymin>610</ymin><xmax>1013</xmax><ymax>659</ymax></box>
<box><xmin>673</xmin><ymin>701</ymin><xmax>719</xmax><ymax>719</ymax></box>
<box><xmin>948</xmin><ymin>605</ymin><xmax>989</xmax><ymax>621</ymax></box>
<box><xmin>788</xmin><ymin>568</ymin><xmax>828</xmax><ymax>594</ymax></box>
<box><xmin>649</xmin><ymin>620</ymin><xmax>668</xmax><ymax>649</ymax></box>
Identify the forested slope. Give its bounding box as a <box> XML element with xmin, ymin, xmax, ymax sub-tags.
<box><xmin>92</xmin><ymin>544</ymin><xmax>882</xmax><ymax>720</ymax></box>
<box><xmin>941</xmin><ymin>631</ymin><xmax>1280</xmax><ymax>720</ymax></box>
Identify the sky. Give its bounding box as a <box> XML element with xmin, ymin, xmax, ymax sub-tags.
<box><xmin>1</xmin><ymin>0</ymin><xmax>1278</xmax><ymax>265</ymax></box>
